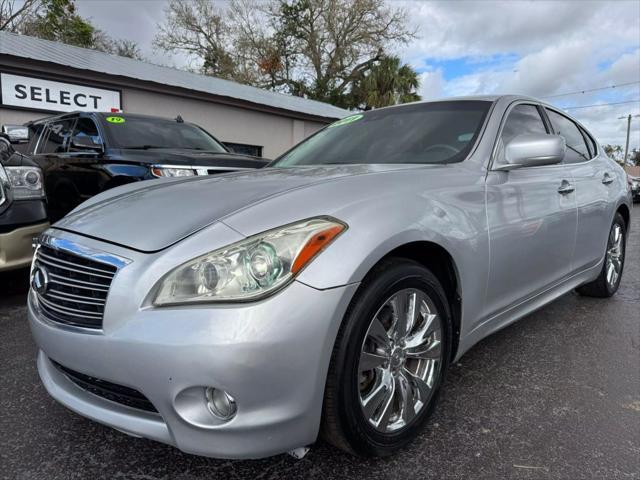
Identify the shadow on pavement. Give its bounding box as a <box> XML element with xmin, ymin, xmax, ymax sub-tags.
<box><xmin>0</xmin><ymin>267</ymin><xmax>30</xmax><ymax>300</ymax></box>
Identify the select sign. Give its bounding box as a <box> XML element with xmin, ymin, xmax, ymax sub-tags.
<box><xmin>0</xmin><ymin>73</ymin><xmax>121</xmax><ymax>113</ymax></box>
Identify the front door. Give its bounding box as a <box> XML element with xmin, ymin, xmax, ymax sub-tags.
<box><xmin>483</xmin><ymin>103</ymin><xmax>578</xmax><ymax>319</ymax></box>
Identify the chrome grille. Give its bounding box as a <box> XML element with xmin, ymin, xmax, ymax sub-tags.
<box><xmin>33</xmin><ymin>245</ymin><xmax>117</xmax><ymax>329</ymax></box>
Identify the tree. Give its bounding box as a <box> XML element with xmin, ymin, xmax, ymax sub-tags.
<box><xmin>154</xmin><ymin>0</ymin><xmax>419</xmax><ymax>108</ymax></box>
<box><xmin>344</xmin><ymin>55</ymin><xmax>420</xmax><ymax>110</ymax></box>
<box><xmin>0</xmin><ymin>0</ymin><xmax>41</xmax><ymax>31</ymax></box>
<box><xmin>94</xmin><ymin>31</ymin><xmax>144</xmax><ymax>60</ymax></box>
<box><xmin>603</xmin><ymin>144</ymin><xmax>624</xmax><ymax>163</ymax></box>
<box><xmin>21</xmin><ymin>0</ymin><xmax>94</xmax><ymax>48</ymax></box>
<box><xmin>154</xmin><ymin>0</ymin><xmax>235</xmax><ymax>77</ymax></box>
<box><xmin>3</xmin><ymin>0</ymin><xmax>142</xmax><ymax>59</ymax></box>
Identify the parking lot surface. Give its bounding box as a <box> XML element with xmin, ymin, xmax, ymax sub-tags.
<box><xmin>1</xmin><ymin>210</ymin><xmax>638</xmax><ymax>480</ymax></box>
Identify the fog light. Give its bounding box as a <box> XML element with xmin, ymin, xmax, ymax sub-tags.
<box><xmin>205</xmin><ymin>387</ymin><xmax>236</xmax><ymax>420</ymax></box>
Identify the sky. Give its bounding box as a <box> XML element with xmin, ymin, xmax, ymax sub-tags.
<box><xmin>74</xmin><ymin>0</ymin><xmax>640</xmax><ymax>150</ymax></box>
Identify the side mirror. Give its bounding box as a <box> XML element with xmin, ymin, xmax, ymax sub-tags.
<box><xmin>1</xmin><ymin>124</ymin><xmax>29</xmax><ymax>144</ymax></box>
<box><xmin>70</xmin><ymin>135</ymin><xmax>103</xmax><ymax>153</ymax></box>
<box><xmin>496</xmin><ymin>134</ymin><xmax>566</xmax><ymax>170</ymax></box>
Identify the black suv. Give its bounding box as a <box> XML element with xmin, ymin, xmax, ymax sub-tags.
<box><xmin>25</xmin><ymin>112</ymin><xmax>268</xmax><ymax>221</ymax></box>
<box><xmin>0</xmin><ymin>134</ymin><xmax>48</xmax><ymax>272</ymax></box>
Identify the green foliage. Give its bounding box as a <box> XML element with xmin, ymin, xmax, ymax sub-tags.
<box><xmin>344</xmin><ymin>56</ymin><xmax>421</xmax><ymax>110</ymax></box>
<box><xmin>604</xmin><ymin>144</ymin><xmax>624</xmax><ymax>163</ymax></box>
<box><xmin>155</xmin><ymin>0</ymin><xmax>421</xmax><ymax>109</ymax></box>
<box><xmin>21</xmin><ymin>0</ymin><xmax>95</xmax><ymax>47</ymax></box>
<box><xmin>2</xmin><ymin>0</ymin><xmax>142</xmax><ymax>59</ymax></box>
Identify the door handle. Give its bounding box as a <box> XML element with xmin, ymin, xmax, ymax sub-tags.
<box><xmin>557</xmin><ymin>180</ymin><xmax>575</xmax><ymax>195</ymax></box>
<box><xmin>602</xmin><ymin>173</ymin><xmax>614</xmax><ymax>185</ymax></box>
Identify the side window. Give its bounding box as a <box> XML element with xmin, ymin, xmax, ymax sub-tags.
<box><xmin>545</xmin><ymin>109</ymin><xmax>590</xmax><ymax>164</ymax></box>
<box><xmin>27</xmin><ymin>124</ymin><xmax>44</xmax><ymax>154</ymax></box>
<box><xmin>579</xmin><ymin>125</ymin><xmax>597</xmax><ymax>157</ymax></box>
<box><xmin>500</xmin><ymin>104</ymin><xmax>548</xmax><ymax>146</ymax></box>
<box><xmin>70</xmin><ymin>118</ymin><xmax>103</xmax><ymax>151</ymax></box>
<box><xmin>38</xmin><ymin>119</ymin><xmax>76</xmax><ymax>154</ymax></box>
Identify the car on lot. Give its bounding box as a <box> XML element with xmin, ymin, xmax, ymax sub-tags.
<box><xmin>0</xmin><ymin>135</ymin><xmax>48</xmax><ymax>272</ymax></box>
<box><xmin>28</xmin><ymin>95</ymin><xmax>631</xmax><ymax>459</ymax></box>
<box><xmin>629</xmin><ymin>175</ymin><xmax>640</xmax><ymax>202</ymax></box>
<box><xmin>24</xmin><ymin>112</ymin><xmax>269</xmax><ymax>221</ymax></box>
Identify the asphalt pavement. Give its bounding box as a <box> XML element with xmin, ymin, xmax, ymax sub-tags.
<box><xmin>1</xmin><ymin>210</ymin><xmax>638</xmax><ymax>480</ymax></box>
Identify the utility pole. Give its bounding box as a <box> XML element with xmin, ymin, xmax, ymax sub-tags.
<box><xmin>618</xmin><ymin>114</ymin><xmax>640</xmax><ymax>164</ymax></box>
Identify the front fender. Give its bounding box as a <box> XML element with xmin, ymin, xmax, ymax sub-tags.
<box><xmin>101</xmin><ymin>163</ymin><xmax>149</xmax><ymax>180</ymax></box>
<box><xmin>222</xmin><ymin>169</ymin><xmax>490</xmax><ymax>338</ymax></box>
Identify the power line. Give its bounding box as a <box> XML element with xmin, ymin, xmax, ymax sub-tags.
<box><xmin>542</xmin><ymin>81</ymin><xmax>640</xmax><ymax>99</ymax></box>
<box><xmin>562</xmin><ymin>99</ymin><xmax>640</xmax><ymax>110</ymax></box>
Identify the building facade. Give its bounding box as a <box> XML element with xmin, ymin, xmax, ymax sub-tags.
<box><xmin>0</xmin><ymin>32</ymin><xmax>348</xmax><ymax>159</ymax></box>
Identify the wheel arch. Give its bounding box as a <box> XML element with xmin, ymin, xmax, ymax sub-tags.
<box><xmin>363</xmin><ymin>241</ymin><xmax>462</xmax><ymax>362</ymax></box>
<box><xmin>617</xmin><ymin>203</ymin><xmax>630</xmax><ymax>232</ymax></box>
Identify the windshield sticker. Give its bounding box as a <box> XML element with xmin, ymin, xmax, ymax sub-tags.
<box><xmin>328</xmin><ymin>114</ymin><xmax>364</xmax><ymax>128</ymax></box>
<box><xmin>106</xmin><ymin>116</ymin><xmax>125</xmax><ymax>124</ymax></box>
<box><xmin>457</xmin><ymin>133</ymin><xmax>473</xmax><ymax>142</ymax></box>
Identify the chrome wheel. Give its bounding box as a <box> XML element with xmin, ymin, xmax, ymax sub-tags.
<box><xmin>606</xmin><ymin>223</ymin><xmax>624</xmax><ymax>288</ymax></box>
<box><xmin>358</xmin><ymin>288</ymin><xmax>442</xmax><ymax>433</ymax></box>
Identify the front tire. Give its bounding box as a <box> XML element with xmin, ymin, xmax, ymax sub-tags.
<box><xmin>576</xmin><ymin>212</ymin><xmax>626</xmax><ymax>298</ymax></box>
<box><xmin>321</xmin><ymin>258</ymin><xmax>451</xmax><ymax>456</ymax></box>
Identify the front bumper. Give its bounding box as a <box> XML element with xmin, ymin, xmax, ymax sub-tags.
<box><xmin>0</xmin><ymin>221</ymin><xmax>49</xmax><ymax>271</ymax></box>
<box><xmin>28</xmin><ymin>228</ymin><xmax>358</xmax><ymax>459</ymax></box>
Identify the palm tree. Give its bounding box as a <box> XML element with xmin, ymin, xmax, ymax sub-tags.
<box><xmin>348</xmin><ymin>56</ymin><xmax>421</xmax><ymax>110</ymax></box>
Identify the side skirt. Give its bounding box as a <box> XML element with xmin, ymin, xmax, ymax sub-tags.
<box><xmin>454</xmin><ymin>261</ymin><xmax>602</xmax><ymax>362</ymax></box>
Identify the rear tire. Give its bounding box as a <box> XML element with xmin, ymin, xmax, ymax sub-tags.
<box><xmin>321</xmin><ymin>258</ymin><xmax>451</xmax><ymax>456</ymax></box>
<box><xmin>576</xmin><ymin>212</ymin><xmax>626</xmax><ymax>298</ymax></box>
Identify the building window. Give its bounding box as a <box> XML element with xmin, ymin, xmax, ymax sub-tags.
<box><xmin>224</xmin><ymin>142</ymin><xmax>263</xmax><ymax>157</ymax></box>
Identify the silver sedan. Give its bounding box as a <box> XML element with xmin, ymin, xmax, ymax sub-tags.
<box><xmin>28</xmin><ymin>95</ymin><xmax>632</xmax><ymax>459</ymax></box>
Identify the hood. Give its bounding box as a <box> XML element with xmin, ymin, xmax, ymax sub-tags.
<box><xmin>53</xmin><ymin>164</ymin><xmax>410</xmax><ymax>252</ymax></box>
<box><xmin>114</xmin><ymin>149</ymin><xmax>269</xmax><ymax>169</ymax></box>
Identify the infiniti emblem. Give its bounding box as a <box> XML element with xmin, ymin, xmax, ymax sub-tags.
<box><xmin>31</xmin><ymin>265</ymin><xmax>50</xmax><ymax>295</ymax></box>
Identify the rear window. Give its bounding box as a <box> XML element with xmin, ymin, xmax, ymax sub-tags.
<box><xmin>103</xmin><ymin>116</ymin><xmax>227</xmax><ymax>152</ymax></box>
<box><xmin>545</xmin><ymin>109</ymin><xmax>591</xmax><ymax>164</ymax></box>
<box><xmin>38</xmin><ymin>119</ymin><xmax>76</xmax><ymax>154</ymax></box>
<box><xmin>273</xmin><ymin>101</ymin><xmax>492</xmax><ymax>167</ymax></box>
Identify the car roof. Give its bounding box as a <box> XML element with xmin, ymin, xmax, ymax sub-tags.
<box><xmin>357</xmin><ymin>94</ymin><xmax>546</xmax><ymax>114</ymax></box>
<box><xmin>26</xmin><ymin>111</ymin><xmax>197</xmax><ymax>126</ymax></box>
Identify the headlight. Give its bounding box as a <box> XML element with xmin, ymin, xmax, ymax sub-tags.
<box><xmin>3</xmin><ymin>166</ymin><xmax>45</xmax><ymax>199</ymax></box>
<box><xmin>153</xmin><ymin>217</ymin><xmax>346</xmax><ymax>305</ymax></box>
<box><xmin>151</xmin><ymin>165</ymin><xmax>196</xmax><ymax>177</ymax></box>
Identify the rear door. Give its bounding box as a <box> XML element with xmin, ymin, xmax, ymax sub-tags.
<box><xmin>484</xmin><ymin>103</ymin><xmax>578</xmax><ymax>318</ymax></box>
<box><xmin>31</xmin><ymin>117</ymin><xmax>77</xmax><ymax>220</ymax></box>
<box><xmin>66</xmin><ymin>117</ymin><xmax>107</xmax><ymax>200</ymax></box>
<box><xmin>544</xmin><ymin>108</ymin><xmax>612</xmax><ymax>272</ymax></box>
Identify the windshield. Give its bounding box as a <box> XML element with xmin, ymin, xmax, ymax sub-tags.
<box><xmin>273</xmin><ymin>101</ymin><xmax>492</xmax><ymax>167</ymax></box>
<box><xmin>105</xmin><ymin>116</ymin><xmax>228</xmax><ymax>152</ymax></box>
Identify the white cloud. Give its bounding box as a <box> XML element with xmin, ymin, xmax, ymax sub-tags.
<box><xmin>73</xmin><ymin>0</ymin><xmax>640</xmax><ymax>148</ymax></box>
<box><xmin>572</xmin><ymin>104</ymin><xmax>640</xmax><ymax>151</ymax></box>
<box><xmin>396</xmin><ymin>0</ymin><xmax>640</xmax><ymax>147</ymax></box>
<box><xmin>401</xmin><ymin>0</ymin><xmax>639</xmax><ymax>63</ymax></box>
<box><xmin>419</xmin><ymin>69</ymin><xmax>445</xmax><ymax>100</ymax></box>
